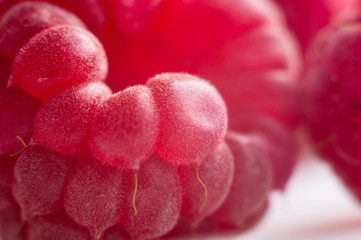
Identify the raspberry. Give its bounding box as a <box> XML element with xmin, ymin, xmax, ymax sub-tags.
<box><xmin>34</xmin><ymin>82</ymin><xmax>112</xmax><ymax>156</ymax></box>
<box><xmin>147</xmin><ymin>73</ymin><xmax>227</xmax><ymax>166</ymax></box>
<box><xmin>0</xmin><ymin>1</ymin><xmax>86</xmax><ymax>58</ymax></box>
<box><xmin>0</xmin><ymin>0</ymin><xmax>300</xmax><ymax>239</ymax></box>
<box><xmin>10</xmin><ymin>25</ymin><xmax>108</xmax><ymax>100</ymax></box>
<box><xmin>0</xmin><ymin>87</ymin><xmax>40</xmax><ymax>155</ymax></box>
<box><xmin>12</xmin><ymin>145</ymin><xmax>74</xmax><ymax>220</ymax></box>
<box><xmin>90</xmin><ymin>85</ymin><xmax>158</xmax><ymax>169</ymax></box>
<box><xmin>303</xmin><ymin>18</ymin><xmax>361</xmax><ymax>196</ymax></box>
<box><xmin>303</xmin><ymin>23</ymin><xmax>361</xmax><ymax>165</ymax></box>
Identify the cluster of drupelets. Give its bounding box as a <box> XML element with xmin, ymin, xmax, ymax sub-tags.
<box><xmin>0</xmin><ymin>1</ymin><xmax>301</xmax><ymax>240</ymax></box>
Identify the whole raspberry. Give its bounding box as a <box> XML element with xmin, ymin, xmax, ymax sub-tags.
<box><xmin>0</xmin><ymin>0</ymin><xmax>299</xmax><ymax>239</ymax></box>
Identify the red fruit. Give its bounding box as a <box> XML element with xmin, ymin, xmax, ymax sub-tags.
<box><xmin>178</xmin><ymin>142</ymin><xmax>234</xmax><ymax>225</ymax></box>
<box><xmin>90</xmin><ymin>85</ymin><xmax>158</xmax><ymax>169</ymax></box>
<box><xmin>28</xmin><ymin>209</ymin><xmax>91</xmax><ymax>240</ymax></box>
<box><xmin>100</xmin><ymin>225</ymin><xmax>130</xmax><ymax>240</ymax></box>
<box><xmin>16</xmin><ymin>0</ymin><xmax>106</xmax><ymax>32</ymax></box>
<box><xmin>10</xmin><ymin>25</ymin><xmax>108</xmax><ymax>100</ymax></box>
<box><xmin>119</xmin><ymin>155</ymin><xmax>181</xmax><ymax>240</ymax></box>
<box><xmin>0</xmin><ymin>155</ymin><xmax>16</xmax><ymax>211</ymax></box>
<box><xmin>146</xmin><ymin>73</ymin><xmax>227</xmax><ymax>166</ymax></box>
<box><xmin>12</xmin><ymin>145</ymin><xmax>74</xmax><ymax>220</ymax></box>
<box><xmin>0</xmin><ymin>0</ymin><xmax>299</xmax><ymax>238</ymax></box>
<box><xmin>0</xmin><ymin>87</ymin><xmax>40</xmax><ymax>155</ymax></box>
<box><xmin>231</xmin><ymin>114</ymin><xmax>297</xmax><ymax>190</ymax></box>
<box><xmin>211</xmin><ymin>132</ymin><xmax>272</xmax><ymax>226</ymax></box>
<box><xmin>0</xmin><ymin>1</ymin><xmax>86</xmax><ymax>58</ymax></box>
<box><xmin>0</xmin><ymin>56</ymin><xmax>10</xmax><ymax>89</ymax></box>
<box><xmin>34</xmin><ymin>82</ymin><xmax>112</xmax><ymax>156</ymax></box>
<box><xmin>64</xmin><ymin>157</ymin><xmax>123</xmax><ymax>238</ymax></box>
<box><xmin>303</xmin><ymin>23</ymin><xmax>361</xmax><ymax>165</ymax></box>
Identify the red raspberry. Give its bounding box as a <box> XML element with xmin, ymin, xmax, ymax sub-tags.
<box><xmin>302</xmin><ymin>1</ymin><xmax>361</xmax><ymax>206</ymax></box>
<box><xmin>303</xmin><ymin>23</ymin><xmax>361</xmax><ymax>165</ymax></box>
<box><xmin>0</xmin><ymin>0</ymin><xmax>299</xmax><ymax>239</ymax></box>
